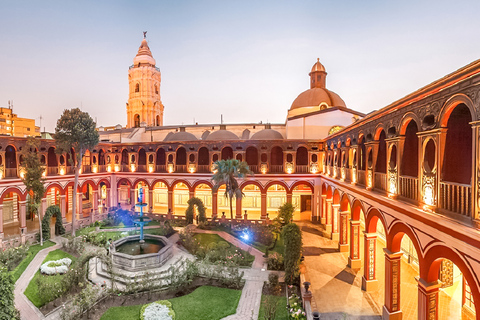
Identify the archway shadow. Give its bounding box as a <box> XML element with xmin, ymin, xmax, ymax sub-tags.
<box><xmin>303</xmin><ymin>246</ymin><xmax>337</xmax><ymax>256</ymax></box>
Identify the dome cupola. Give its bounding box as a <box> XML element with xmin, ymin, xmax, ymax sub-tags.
<box><xmin>133</xmin><ymin>34</ymin><xmax>156</xmax><ymax>66</ymax></box>
<box><xmin>309</xmin><ymin>58</ymin><xmax>327</xmax><ymax>89</ymax></box>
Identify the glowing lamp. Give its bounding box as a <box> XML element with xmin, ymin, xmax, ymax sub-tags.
<box><xmin>0</xmin><ymin>171</ymin><xmax>3</xmax><ymax>179</ymax></box>
<box><xmin>148</xmin><ymin>164</ymin><xmax>154</xmax><ymax>173</ymax></box>
<box><xmin>167</xmin><ymin>163</ymin><xmax>174</xmax><ymax>173</ymax></box>
<box><xmin>367</xmin><ymin>170</ymin><xmax>373</xmax><ymax>189</ymax></box>
<box><xmin>130</xmin><ymin>164</ymin><xmax>136</xmax><ymax>172</ymax></box>
<box><xmin>92</xmin><ymin>166</ymin><xmax>98</xmax><ymax>173</ymax></box>
<box><xmin>423</xmin><ymin>185</ymin><xmax>434</xmax><ymax>206</ymax></box>
<box><xmin>351</xmin><ymin>168</ymin><xmax>357</xmax><ymax>184</ymax></box>
<box><xmin>286</xmin><ymin>167</ymin><xmax>293</xmax><ymax>174</ymax></box>
<box><xmin>59</xmin><ymin>168</ymin><xmax>65</xmax><ymax>175</ymax></box>
<box><xmin>107</xmin><ymin>165</ymin><xmax>112</xmax><ymax>172</ymax></box>
<box><xmin>114</xmin><ymin>164</ymin><xmax>120</xmax><ymax>172</ymax></box>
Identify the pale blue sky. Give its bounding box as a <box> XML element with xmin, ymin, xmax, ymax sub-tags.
<box><xmin>1</xmin><ymin>1</ymin><xmax>480</xmax><ymax>131</ymax></box>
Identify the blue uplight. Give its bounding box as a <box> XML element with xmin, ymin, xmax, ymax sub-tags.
<box><xmin>241</xmin><ymin>230</ymin><xmax>250</xmax><ymax>242</ymax></box>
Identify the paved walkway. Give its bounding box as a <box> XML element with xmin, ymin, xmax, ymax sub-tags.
<box><xmin>193</xmin><ymin>229</ymin><xmax>279</xmax><ymax>320</ymax></box>
<box><xmin>14</xmin><ymin>238</ymin><xmax>64</xmax><ymax>320</ymax></box>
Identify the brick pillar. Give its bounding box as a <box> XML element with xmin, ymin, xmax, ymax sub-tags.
<box><xmin>77</xmin><ymin>192</ymin><xmax>83</xmax><ymax>216</ymax></box>
<box><xmin>149</xmin><ymin>189</ymin><xmax>154</xmax><ymax>213</ymax></box>
<box><xmin>212</xmin><ymin>191</ymin><xmax>218</xmax><ymax>217</ymax></box>
<box><xmin>236</xmin><ymin>197</ymin><xmax>242</xmax><ymax>219</ymax></box>
<box><xmin>338</xmin><ymin>210</ymin><xmax>349</xmax><ymax>252</ymax></box>
<box><xmin>321</xmin><ymin>195</ymin><xmax>326</xmax><ymax>224</ymax></box>
<box><xmin>348</xmin><ymin>219</ymin><xmax>361</xmax><ymax>269</ymax></box>
<box><xmin>59</xmin><ymin>195</ymin><xmax>66</xmax><ymax>220</ymax></box>
<box><xmin>261</xmin><ymin>192</ymin><xmax>267</xmax><ymax>219</ymax></box>
<box><xmin>362</xmin><ymin>233</ymin><xmax>378</xmax><ymax>291</ymax></box>
<box><xmin>19</xmin><ymin>200</ymin><xmax>27</xmax><ymax>244</ymax></box>
<box><xmin>417</xmin><ymin>278</ymin><xmax>441</xmax><ymax>320</ymax></box>
<box><xmin>331</xmin><ymin>203</ymin><xmax>340</xmax><ymax>241</ymax></box>
<box><xmin>383</xmin><ymin>249</ymin><xmax>403</xmax><ymax>320</ymax></box>
<box><xmin>325</xmin><ymin>199</ymin><xmax>333</xmax><ymax>234</ymax></box>
<box><xmin>168</xmin><ymin>190</ymin><xmax>174</xmax><ymax>213</ymax></box>
<box><xmin>286</xmin><ymin>192</ymin><xmax>292</xmax><ymax>204</ymax></box>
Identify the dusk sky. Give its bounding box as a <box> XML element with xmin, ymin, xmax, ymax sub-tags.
<box><xmin>1</xmin><ymin>1</ymin><xmax>480</xmax><ymax>132</ymax></box>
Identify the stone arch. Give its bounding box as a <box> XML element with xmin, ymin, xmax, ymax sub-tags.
<box><xmin>44</xmin><ymin>182</ymin><xmax>65</xmax><ymax>196</ymax></box>
<box><xmin>0</xmin><ymin>187</ymin><xmax>26</xmax><ymax>203</ymax></box>
<box><xmin>326</xmin><ymin>185</ymin><xmax>333</xmax><ymax>199</ymax></box>
<box><xmin>97</xmin><ymin>178</ymin><xmax>111</xmax><ymax>189</ymax></box>
<box><xmin>240</xmin><ymin>180</ymin><xmax>265</xmax><ymax>193</ymax></box>
<box><xmin>374</xmin><ymin>124</ymin><xmax>387</xmax><ymax>140</ymax></box>
<box><xmin>170</xmin><ymin>179</ymin><xmax>192</xmax><ymax>192</ymax></box>
<box><xmin>151</xmin><ymin>178</ymin><xmax>170</xmax><ymax>189</ymax></box>
<box><xmin>350</xmin><ymin>199</ymin><xmax>365</xmax><ymax>221</ymax></box>
<box><xmin>365</xmin><ymin>207</ymin><xmax>388</xmax><ymax>234</ymax></box>
<box><xmin>422</xmin><ymin>244</ymin><xmax>480</xmax><ymax>315</ymax></box>
<box><xmin>332</xmin><ymin>188</ymin><xmax>341</xmax><ymax>204</ymax></box>
<box><xmin>116</xmin><ymin>178</ymin><xmax>133</xmax><ymax>189</ymax></box>
<box><xmin>289</xmin><ymin>180</ymin><xmax>314</xmax><ymax>193</ymax></box>
<box><xmin>321</xmin><ymin>183</ymin><xmax>327</xmax><ymax>195</ymax></box>
<box><xmin>133</xmin><ymin>178</ymin><xmax>151</xmax><ymax>189</ymax></box>
<box><xmin>185</xmin><ymin>197</ymin><xmax>207</xmax><ymax>224</ymax></box>
<box><xmin>399</xmin><ymin>112</ymin><xmax>422</xmax><ymax>135</ymax></box>
<box><xmin>340</xmin><ymin>193</ymin><xmax>350</xmax><ymax>212</ymax></box>
<box><xmin>387</xmin><ymin>221</ymin><xmax>423</xmax><ymax>259</ymax></box>
<box><xmin>264</xmin><ymin>180</ymin><xmax>288</xmax><ymax>192</ymax></box>
<box><xmin>192</xmin><ymin>180</ymin><xmax>214</xmax><ymax>190</ymax></box>
<box><xmin>80</xmin><ymin>179</ymin><xmax>98</xmax><ymax>191</ymax></box>
<box><xmin>439</xmin><ymin>93</ymin><xmax>476</xmax><ymax>127</ymax></box>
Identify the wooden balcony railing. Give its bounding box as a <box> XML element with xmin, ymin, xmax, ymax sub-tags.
<box><xmin>137</xmin><ymin>165</ymin><xmax>147</xmax><ymax>172</ymax></box>
<box><xmin>374</xmin><ymin>172</ymin><xmax>387</xmax><ymax>191</ymax></box>
<box><xmin>399</xmin><ymin>175</ymin><xmax>418</xmax><ymax>202</ymax></box>
<box><xmin>296</xmin><ymin>165</ymin><xmax>309</xmax><ymax>173</ymax></box>
<box><xmin>344</xmin><ymin>168</ymin><xmax>351</xmax><ymax>182</ymax></box>
<box><xmin>47</xmin><ymin>167</ymin><xmax>57</xmax><ymax>175</ymax></box>
<box><xmin>156</xmin><ymin>165</ymin><xmax>166</xmax><ymax>172</ymax></box>
<box><xmin>197</xmin><ymin>165</ymin><xmax>210</xmax><ymax>173</ymax></box>
<box><xmin>439</xmin><ymin>181</ymin><xmax>471</xmax><ymax>217</ymax></box>
<box><xmin>248</xmin><ymin>165</ymin><xmax>259</xmax><ymax>173</ymax></box>
<box><xmin>82</xmin><ymin>165</ymin><xmax>91</xmax><ymax>173</ymax></box>
<box><xmin>176</xmin><ymin>165</ymin><xmax>187</xmax><ymax>173</ymax></box>
<box><xmin>5</xmin><ymin>168</ymin><xmax>17</xmax><ymax>178</ymax></box>
<box><xmin>270</xmin><ymin>165</ymin><xmax>283</xmax><ymax>173</ymax></box>
<box><xmin>99</xmin><ymin>165</ymin><xmax>107</xmax><ymax>172</ymax></box>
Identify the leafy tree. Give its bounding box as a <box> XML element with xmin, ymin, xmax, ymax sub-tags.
<box><xmin>21</xmin><ymin>138</ymin><xmax>46</xmax><ymax>246</ymax></box>
<box><xmin>211</xmin><ymin>159</ymin><xmax>252</xmax><ymax>223</ymax></box>
<box><xmin>282</xmin><ymin>222</ymin><xmax>302</xmax><ymax>284</ymax></box>
<box><xmin>0</xmin><ymin>265</ymin><xmax>20</xmax><ymax>319</ymax></box>
<box><xmin>55</xmin><ymin>108</ymin><xmax>99</xmax><ymax>236</ymax></box>
<box><xmin>275</xmin><ymin>202</ymin><xmax>295</xmax><ymax>227</ymax></box>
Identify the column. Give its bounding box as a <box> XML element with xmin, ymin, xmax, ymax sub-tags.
<box><xmin>77</xmin><ymin>192</ymin><xmax>83</xmax><ymax>216</ymax></box>
<box><xmin>148</xmin><ymin>189</ymin><xmax>154</xmax><ymax>213</ymax></box>
<box><xmin>331</xmin><ymin>204</ymin><xmax>340</xmax><ymax>241</ymax></box>
<box><xmin>106</xmin><ymin>188</ymin><xmax>111</xmax><ymax>209</ymax></box>
<box><xmin>59</xmin><ymin>195</ymin><xmax>66</xmax><ymax>221</ymax></box>
<box><xmin>130</xmin><ymin>189</ymin><xmax>135</xmax><ymax>209</ymax></box>
<box><xmin>338</xmin><ymin>210</ymin><xmax>349</xmax><ymax>252</ymax></box>
<box><xmin>348</xmin><ymin>220</ymin><xmax>361</xmax><ymax>269</ymax></box>
<box><xmin>325</xmin><ymin>199</ymin><xmax>333</xmax><ymax>234</ymax></box>
<box><xmin>236</xmin><ymin>197</ymin><xmax>242</xmax><ymax>219</ymax></box>
<box><xmin>383</xmin><ymin>249</ymin><xmax>403</xmax><ymax>320</ymax></box>
<box><xmin>260</xmin><ymin>192</ymin><xmax>267</xmax><ymax>219</ymax></box>
<box><xmin>286</xmin><ymin>192</ymin><xmax>292</xmax><ymax>204</ymax></box>
<box><xmin>19</xmin><ymin>200</ymin><xmax>27</xmax><ymax>244</ymax></box>
<box><xmin>168</xmin><ymin>190</ymin><xmax>174</xmax><ymax>213</ymax></box>
<box><xmin>362</xmin><ymin>233</ymin><xmax>378</xmax><ymax>291</ymax></box>
<box><xmin>93</xmin><ymin>191</ymin><xmax>98</xmax><ymax>213</ymax></box>
<box><xmin>321</xmin><ymin>195</ymin><xmax>326</xmax><ymax>224</ymax></box>
<box><xmin>212</xmin><ymin>191</ymin><xmax>218</xmax><ymax>218</ymax></box>
<box><xmin>417</xmin><ymin>278</ymin><xmax>441</xmax><ymax>320</ymax></box>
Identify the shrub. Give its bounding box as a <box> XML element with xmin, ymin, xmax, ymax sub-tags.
<box><xmin>267</xmin><ymin>252</ymin><xmax>284</xmax><ymax>271</ymax></box>
<box><xmin>63</xmin><ymin>237</ymin><xmax>86</xmax><ymax>255</ymax></box>
<box><xmin>60</xmin><ymin>282</ymin><xmax>104</xmax><ymax>320</ymax></box>
<box><xmin>185</xmin><ymin>197</ymin><xmax>206</xmax><ymax>224</ymax></box>
<box><xmin>276</xmin><ymin>203</ymin><xmax>295</xmax><ymax>227</ymax></box>
<box><xmin>261</xmin><ymin>295</ymin><xmax>279</xmax><ymax>320</ymax></box>
<box><xmin>282</xmin><ymin>223</ymin><xmax>302</xmax><ymax>284</ymax></box>
<box><xmin>0</xmin><ymin>265</ymin><xmax>20</xmax><ymax>319</ymax></box>
<box><xmin>0</xmin><ymin>244</ymin><xmax>29</xmax><ymax>271</ymax></box>
<box><xmin>42</xmin><ymin>205</ymin><xmax>65</xmax><ymax>240</ymax></box>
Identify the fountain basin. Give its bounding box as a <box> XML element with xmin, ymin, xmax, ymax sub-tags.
<box><xmin>111</xmin><ymin>234</ymin><xmax>173</xmax><ymax>272</ymax></box>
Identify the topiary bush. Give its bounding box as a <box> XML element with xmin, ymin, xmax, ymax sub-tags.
<box><xmin>282</xmin><ymin>223</ymin><xmax>302</xmax><ymax>284</ymax></box>
<box><xmin>42</xmin><ymin>205</ymin><xmax>65</xmax><ymax>240</ymax></box>
<box><xmin>185</xmin><ymin>197</ymin><xmax>207</xmax><ymax>224</ymax></box>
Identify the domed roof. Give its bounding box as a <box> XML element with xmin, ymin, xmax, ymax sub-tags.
<box><xmin>164</xmin><ymin>131</ymin><xmax>197</xmax><ymax>142</ymax></box>
<box><xmin>206</xmin><ymin>130</ymin><xmax>238</xmax><ymax>140</ymax></box>
<box><xmin>290</xmin><ymin>87</ymin><xmax>346</xmax><ymax>110</ymax></box>
<box><xmin>133</xmin><ymin>38</ymin><xmax>156</xmax><ymax>66</ymax></box>
<box><xmin>310</xmin><ymin>58</ymin><xmax>325</xmax><ymax>73</ymax></box>
<box><xmin>250</xmin><ymin>129</ymin><xmax>284</xmax><ymax>140</ymax></box>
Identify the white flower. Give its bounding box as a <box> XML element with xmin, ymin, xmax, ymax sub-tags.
<box><xmin>40</xmin><ymin>258</ymin><xmax>72</xmax><ymax>275</ymax></box>
<box><xmin>143</xmin><ymin>302</ymin><xmax>174</xmax><ymax>320</ymax></box>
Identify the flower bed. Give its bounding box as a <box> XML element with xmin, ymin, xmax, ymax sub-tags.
<box><xmin>141</xmin><ymin>300</ymin><xmax>175</xmax><ymax>320</ymax></box>
<box><xmin>40</xmin><ymin>258</ymin><xmax>72</xmax><ymax>275</ymax></box>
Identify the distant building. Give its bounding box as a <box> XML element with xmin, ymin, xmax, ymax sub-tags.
<box><xmin>0</xmin><ymin>103</ymin><xmax>40</xmax><ymax>137</ymax></box>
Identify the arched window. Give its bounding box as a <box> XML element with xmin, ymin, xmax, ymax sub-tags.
<box><xmin>296</xmin><ymin>147</ymin><xmax>308</xmax><ymax>165</ymax></box>
<box><xmin>156</xmin><ymin>115</ymin><xmax>160</xmax><ymax>126</ymax></box>
<box><xmin>134</xmin><ymin>114</ymin><xmax>140</xmax><ymax>128</ymax></box>
<box><xmin>135</xmin><ymin>83</ymin><xmax>140</xmax><ymax>92</ymax></box>
<box><xmin>154</xmin><ymin>84</ymin><xmax>159</xmax><ymax>94</ymax></box>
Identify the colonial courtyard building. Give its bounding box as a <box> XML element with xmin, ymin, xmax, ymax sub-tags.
<box><xmin>1</xmin><ymin>36</ymin><xmax>479</xmax><ymax>319</ymax></box>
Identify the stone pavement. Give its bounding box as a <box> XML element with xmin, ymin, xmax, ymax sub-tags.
<box><xmin>14</xmin><ymin>237</ymin><xmax>63</xmax><ymax>320</ymax></box>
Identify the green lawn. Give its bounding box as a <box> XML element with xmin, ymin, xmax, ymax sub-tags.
<box><xmin>258</xmin><ymin>295</ymin><xmax>289</xmax><ymax>320</ymax></box>
<box><xmin>24</xmin><ymin>249</ymin><xmax>76</xmax><ymax>307</ymax></box>
<box><xmin>101</xmin><ymin>286</ymin><xmax>241</xmax><ymax>320</ymax></box>
<box><xmin>193</xmin><ymin>233</ymin><xmax>255</xmax><ymax>266</ymax></box>
<box><xmin>11</xmin><ymin>240</ymin><xmax>56</xmax><ymax>283</ymax></box>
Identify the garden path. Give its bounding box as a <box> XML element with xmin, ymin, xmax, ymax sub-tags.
<box><xmin>193</xmin><ymin>228</ymin><xmax>283</xmax><ymax>320</ymax></box>
<box><xmin>14</xmin><ymin>237</ymin><xmax>63</xmax><ymax>320</ymax></box>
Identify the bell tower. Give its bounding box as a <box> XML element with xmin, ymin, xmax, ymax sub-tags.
<box><xmin>309</xmin><ymin>58</ymin><xmax>327</xmax><ymax>89</ymax></box>
<box><xmin>126</xmin><ymin>33</ymin><xmax>164</xmax><ymax>128</ymax></box>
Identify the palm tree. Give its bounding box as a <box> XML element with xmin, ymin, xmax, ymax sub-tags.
<box><xmin>211</xmin><ymin>159</ymin><xmax>252</xmax><ymax>223</ymax></box>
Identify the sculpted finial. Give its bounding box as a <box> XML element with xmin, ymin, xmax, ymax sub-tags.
<box><xmin>143</xmin><ymin>31</ymin><xmax>147</xmax><ymax>39</ymax></box>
